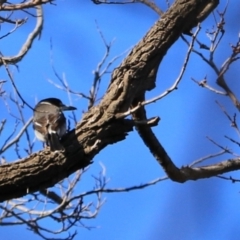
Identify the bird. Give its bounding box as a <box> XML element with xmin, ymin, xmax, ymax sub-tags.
<box><xmin>33</xmin><ymin>98</ymin><xmax>76</xmax><ymax>151</ymax></box>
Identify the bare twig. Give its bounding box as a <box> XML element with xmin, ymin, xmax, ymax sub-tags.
<box><xmin>0</xmin><ymin>119</ymin><xmax>6</xmax><ymax>135</ymax></box>
<box><xmin>216</xmin><ymin>101</ymin><xmax>240</xmax><ymax>137</ymax></box>
<box><xmin>0</xmin><ymin>16</ymin><xmax>26</xmax><ymax>25</ymax></box>
<box><xmin>182</xmin><ymin>4</ymin><xmax>240</xmax><ymax>111</ymax></box>
<box><xmin>224</xmin><ymin>135</ymin><xmax>240</xmax><ymax>148</ymax></box>
<box><xmin>0</xmin><ymin>120</ymin><xmax>19</xmax><ymax>155</ymax></box>
<box><xmin>1</xmin><ymin>57</ymin><xmax>34</xmax><ymax>111</ymax></box>
<box><xmin>0</xmin><ymin>80</ymin><xmax>6</xmax><ymax>96</ymax></box>
<box><xmin>72</xmin><ymin>177</ymin><xmax>167</xmax><ymax>199</ymax></box>
<box><xmin>92</xmin><ymin>0</ymin><xmax>164</xmax><ymax>15</ymax></box>
<box><xmin>217</xmin><ymin>175</ymin><xmax>240</xmax><ymax>183</ymax></box>
<box><xmin>191</xmin><ymin>77</ymin><xmax>227</xmax><ymax>95</ymax></box>
<box><xmin>206</xmin><ymin>136</ymin><xmax>232</xmax><ymax>154</ymax></box>
<box><xmin>189</xmin><ymin>150</ymin><xmax>227</xmax><ymax>167</ymax></box>
<box><xmin>138</xmin><ymin>0</ymin><xmax>163</xmax><ymax>16</ymax></box>
<box><xmin>0</xmin><ymin>18</ymin><xmax>27</xmax><ymax>40</ymax></box>
<box><xmin>0</xmin><ymin>5</ymin><xmax>43</xmax><ymax>66</ymax></box>
<box><xmin>0</xmin><ymin>117</ymin><xmax>32</xmax><ymax>155</ymax></box>
<box><xmin>117</xmin><ymin>25</ymin><xmax>201</xmax><ymax>118</ymax></box>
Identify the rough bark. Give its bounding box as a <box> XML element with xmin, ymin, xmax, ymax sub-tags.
<box><xmin>0</xmin><ymin>0</ymin><xmax>220</xmax><ymax>202</ymax></box>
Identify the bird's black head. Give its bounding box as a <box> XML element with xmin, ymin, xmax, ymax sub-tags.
<box><xmin>39</xmin><ymin>98</ymin><xmax>63</xmax><ymax>106</ymax></box>
<box><xmin>37</xmin><ymin>98</ymin><xmax>77</xmax><ymax>111</ymax></box>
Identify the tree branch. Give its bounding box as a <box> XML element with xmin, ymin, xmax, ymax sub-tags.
<box><xmin>0</xmin><ymin>0</ymin><xmax>220</xmax><ymax>202</ymax></box>
<box><xmin>0</xmin><ymin>5</ymin><xmax>43</xmax><ymax>66</ymax></box>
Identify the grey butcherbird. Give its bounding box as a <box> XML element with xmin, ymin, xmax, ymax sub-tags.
<box><xmin>33</xmin><ymin>98</ymin><xmax>76</xmax><ymax>151</ymax></box>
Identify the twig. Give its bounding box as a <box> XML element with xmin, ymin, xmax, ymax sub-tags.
<box><xmin>0</xmin><ymin>119</ymin><xmax>6</xmax><ymax>135</ymax></box>
<box><xmin>0</xmin><ymin>16</ymin><xmax>26</xmax><ymax>25</ymax></box>
<box><xmin>0</xmin><ymin>18</ymin><xmax>27</xmax><ymax>40</ymax></box>
<box><xmin>217</xmin><ymin>175</ymin><xmax>240</xmax><ymax>183</ymax></box>
<box><xmin>216</xmin><ymin>101</ymin><xmax>240</xmax><ymax>137</ymax></box>
<box><xmin>191</xmin><ymin>77</ymin><xmax>227</xmax><ymax>95</ymax></box>
<box><xmin>73</xmin><ymin>176</ymin><xmax>167</xmax><ymax>199</ymax></box>
<box><xmin>189</xmin><ymin>150</ymin><xmax>227</xmax><ymax>167</ymax></box>
<box><xmin>0</xmin><ymin>5</ymin><xmax>43</xmax><ymax>66</ymax></box>
<box><xmin>182</xmin><ymin>4</ymin><xmax>240</xmax><ymax>111</ymax></box>
<box><xmin>206</xmin><ymin>136</ymin><xmax>232</xmax><ymax>154</ymax></box>
<box><xmin>116</xmin><ymin>25</ymin><xmax>201</xmax><ymax>118</ymax></box>
<box><xmin>0</xmin><ymin>117</ymin><xmax>32</xmax><ymax>154</ymax></box>
<box><xmin>225</xmin><ymin>135</ymin><xmax>240</xmax><ymax>148</ymax></box>
<box><xmin>92</xmin><ymin>0</ymin><xmax>164</xmax><ymax>16</ymax></box>
<box><xmin>1</xmin><ymin>56</ymin><xmax>34</xmax><ymax>111</ymax></box>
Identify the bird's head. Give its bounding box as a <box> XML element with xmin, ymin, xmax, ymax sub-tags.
<box><xmin>38</xmin><ymin>98</ymin><xmax>77</xmax><ymax>111</ymax></box>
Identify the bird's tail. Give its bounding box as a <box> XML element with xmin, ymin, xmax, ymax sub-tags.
<box><xmin>48</xmin><ymin>133</ymin><xmax>64</xmax><ymax>151</ymax></box>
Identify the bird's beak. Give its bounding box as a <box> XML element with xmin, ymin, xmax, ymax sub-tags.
<box><xmin>61</xmin><ymin>105</ymin><xmax>77</xmax><ymax>111</ymax></box>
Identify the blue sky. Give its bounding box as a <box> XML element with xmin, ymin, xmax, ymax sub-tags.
<box><xmin>1</xmin><ymin>1</ymin><xmax>240</xmax><ymax>240</ymax></box>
